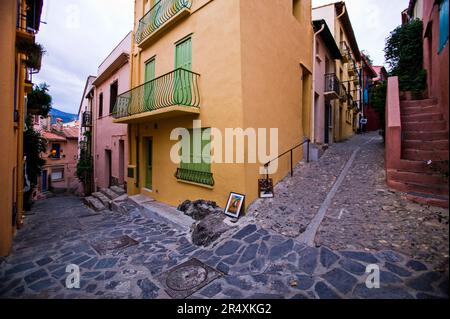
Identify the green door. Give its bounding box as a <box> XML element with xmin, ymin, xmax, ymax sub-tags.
<box><xmin>145</xmin><ymin>138</ymin><xmax>153</xmax><ymax>190</ymax></box>
<box><xmin>174</xmin><ymin>37</ymin><xmax>192</xmax><ymax>104</ymax></box>
<box><xmin>144</xmin><ymin>59</ymin><xmax>155</xmax><ymax>111</ymax></box>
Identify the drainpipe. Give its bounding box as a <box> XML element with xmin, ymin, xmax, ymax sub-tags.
<box><xmin>337</xmin><ymin>4</ymin><xmax>346</xmax><ymax>19</ymax></box>
<box><xmin>311</xmin><ymin>22</ymin><xmax>325</xmax><ymax>144</ymax></box>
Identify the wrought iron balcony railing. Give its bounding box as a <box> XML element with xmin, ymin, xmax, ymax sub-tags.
<box><xmin>340</xmin><ymin>41</ymin><xmax>351</xmax><ymax>62</ymax></box>
<box><xmin>175</xmin><ymin>168</ymin><xmax>214</xmax><ymax>186</ymax></box>
<box><xmin>340</xmin><ymin>83</ymin><xmax>348</xmax><ymax>101</ymax></box>
<box><xmin>16</xmin><ymin>0</ymin><xmax>43</xmax><ymax>36</ymax></box>
<box><xmin>113</xmin><ymin>68</ymin><xmax>200</xmax><ymax>120</ymax></box>
<box><xmin>135</xmin><ymin>0</ymin><xmax>192</xmax><ymax>44</ymax></box>
<box><xmin>82</xmin><ymin>111</ymin><xmax>92</xmax><ymax>127</ymax></box>
<box><xmin>324</xmin><ymin>73</ymin><xmax>340</xmax><ymax>97</ymax></box>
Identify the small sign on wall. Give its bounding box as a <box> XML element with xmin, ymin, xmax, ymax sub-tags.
<box><xmin>258</xmin><ymin>178</ymin><xmax>274</xmax><ymax>198</ymax></box>
<box><xmin>224</xmin><ymin>192</ymin><xmax>245</xmax><ymax>219</ymax></box>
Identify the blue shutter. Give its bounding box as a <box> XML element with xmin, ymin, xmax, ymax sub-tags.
<box><xmin>439</xmin><ymin>0</ymin><xmax>449</xmax><ymax>53</ymax></box>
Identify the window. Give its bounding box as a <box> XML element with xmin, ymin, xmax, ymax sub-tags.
<box><xmin>177</xmin><ymin>128</ymin><xmax>213</xmax><ymax>186</ymax></box>
<box><xmin>293</xmin><ymin>0</ymin><xmax>302</xmax><ymax>23</ymax></box>
<box><xmin>51</xmin><ymin>144</ymin><xmax>61</xmax><ymax>159</ymax></box>
<box><xmin>439</xmin><ymin>0</ymin><xmax>449</xmax><ymax>53</ymax></box>
<box><xmin>99</xmin><ymin>93</ymin><xmax>103</xmax><ymax>118</ymax></box>
<box><xmin>109</xmin><ymin>81</ymin><xmax>118</xmax><ymax>114</ymax></box>
<box><xmin>51</xmin><ymin>168</ymin><xmax>64</xmax><ymax>181</ymax></box>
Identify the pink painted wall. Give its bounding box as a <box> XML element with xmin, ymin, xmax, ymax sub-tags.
<box><xmin>93</xmin><ymin>34</ymin><xmax>131</xmax><ymax>190</ymax></box>
<box><xmin>314</xmin><ymin>36</ymin><xmax>336</xmax><ymax>144</ymax></box>
<box><xmin>422</xmin><ymin>0</ymin><xmax>449</xmax><ymax>129</ymax></box>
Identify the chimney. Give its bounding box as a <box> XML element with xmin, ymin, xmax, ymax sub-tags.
<box><xmin>56</xmin><ymin>118</ymin><xmax>63</xmax><ymax>132</ymax></box>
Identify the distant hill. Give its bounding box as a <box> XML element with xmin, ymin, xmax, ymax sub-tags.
<box><xmin>49</xmin><ymin>108</ymin><xmax>77</xmax><ymax>124</ymax></box>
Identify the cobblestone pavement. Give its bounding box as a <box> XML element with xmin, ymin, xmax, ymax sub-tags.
<box><xmin>250</xmin><ymin>132</ymin><xmax>449</xmax><ymax>272</ymax></box>
<box><xmin>0</xmin><ymin>195</ymin><xmax>448</xmax><ymax>299</ymax></box>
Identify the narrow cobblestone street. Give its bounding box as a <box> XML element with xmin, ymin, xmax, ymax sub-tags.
<box><xmin>0</xmin><ymin>133</ymin><xmax>448</xmax><ymax>299</ymax></box>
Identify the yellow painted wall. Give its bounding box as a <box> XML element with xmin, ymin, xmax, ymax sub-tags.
<box><xmin>240</xmin><ymin>0</ymin><xmax>313</xmax><ymax>205</ymax></box>
<box><xmin>0</xmin><ymin>0</ymin><xmax>16</xmax><ymax>256</ymax></box>
<box><xmin>126</xmin><ymin>0</ymin><xmax>313</xmax><ymax>210</ymax></box>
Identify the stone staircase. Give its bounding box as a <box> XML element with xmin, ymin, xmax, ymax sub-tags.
<box><xmin>387</xmin><ymin>98</ymin><xmax>449</xmax><ymax>208</ymax></box>
<box><xmin>84</xmin><ymin>185</ymin><xmax>128</xmax><ymax>212</ymax></box>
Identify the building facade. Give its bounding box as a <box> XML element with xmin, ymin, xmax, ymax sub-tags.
<box><xmin>0</xmin><ymin>0</ymin><xmax>44</xmax><ymax>256</ymax></box>
<box><xmin>113</xmin><ymin>0</ymin><xmax>313</xmax><ymax>209</ymax></box>
<box><xmin>92</xmin><ymin>32</ymin><xmax>131</xmax><ymax>190</ymax></box>
<box><xmin>312</xmin><ymin>19</ymin><xmax>342</xmax><ymax>148</ymax></box>
<box><xmin>33</xmin><ymin>116</ymin><xmax>81</xmax><ymax>198</ymax></box>
<box><xmin>313</xmin><ymin>1</ymin><xmax>362</xmax><ymax>142</ymax></box>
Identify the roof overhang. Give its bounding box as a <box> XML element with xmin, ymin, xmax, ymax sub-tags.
<box><xmin>335</xmin><ymin>1</ymin><xmax>362</xmax><ymax>61</ymax></box>
<box><xmin>92</xmin><ymin>52</ymin><xmax>129</xmax><ymax>87</ymax></box>
<box><xmin>313</xmin><ymin>20</ymin><xmax>342</xmax><ymax>60</ymax></box>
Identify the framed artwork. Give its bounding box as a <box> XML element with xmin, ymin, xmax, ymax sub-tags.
<box><xmin>224</xmin><ymin>192</ymin><xmax>245</xmax><ymax>219</ymax></box>
<box><xmin>258</xmin><ymin>178</ymin><xmax>274</xmax><ymax>198</ymax></box>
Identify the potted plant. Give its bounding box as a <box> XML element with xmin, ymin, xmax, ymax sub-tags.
<box><xmin>27</xmin><ymin>83</ymin><xmax>52</xmax><ymax>117</ymax></box>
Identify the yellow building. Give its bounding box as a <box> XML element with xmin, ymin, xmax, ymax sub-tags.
<box><xmin>313</xmin><ymin>1</ymin><xmax>361</xmax><ymax>142</ymax></box>
<box><xmin>114</xmin><ymin>0</ymin><xmax>313</xmax><ymax>210</ymax></box>
<box><xmin>0</xmin><ymin>0</ymin><xmax>43</xmax><ymax>256</ymax></box>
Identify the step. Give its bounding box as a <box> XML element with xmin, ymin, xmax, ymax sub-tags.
<box><xmin>110</xmin><ymin>185</ymin><xmax>126</xmax><ymax>196</ymax></box>
<box><xmin>128</xmin><ymin>195</ymin><xmax>194</xmax><ymax>232</ymax></box>
<box><xmin>84</xmin><ymin>196</ymin><xmax>107</xmax><ymax>212</ymax></box>
<box><xmin>402</xmin><ymin>121</ymin><xmax>447</xmax><ymax>131</ymax></box>
<box><xmin>406</xmin><ymin>192</ymin><xmax>449</xmax><ymax>208</ymax></box>
<box><xmin>403</xmin><ymin>139</ymin><xmax>449</xmax><ymax>150</ymax></box>
<box><xmin>100</xmin><ymin>188</ymin><xmax>120</xmax><ymax>200</ymax></box>
<box><xmin>387</xmin><ymin>180</ymin><xmax>449</xmax><ymax>196</ymax></box>
<box><xmin>401</xmin><ymin>105</ymin><xmax>441</xmax><ymax>115</ymax></box>
<box><xmin>92</xmin><ymin>192</ymin><xmax>111</xmax><ymax>209</ymax></box>
<box><xmin>400</xmin><ymin>98</ymin><xmax>438</xmax><ymax>108</ymax></box>
<box><xmin>387</xmin><ymin>169</ymin><xmax>448</xmax><ymax>186</ymax></box>
<box><xmin>402</xmin><ymin>112</ymin><xmax>443</xmax><ymax>122</ymax></box>
<box><xmin>403</xmin><ymin>130</ymin><xmax>449</xmax><ymax>141</ymax></box>
<box><xmin>402</xmin><ymin>149</ymin><xmax>449</xmax><ymax>161</ymax></box>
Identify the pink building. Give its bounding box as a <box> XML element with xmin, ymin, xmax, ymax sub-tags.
<box><xmin>33</xmin><ymin>116</ymin><xmax>81</xmax><ymax>198</ymax></box>
<box><xmin>92</xmin><ymin>32</ymin><xmax>131</xmax><ymax>190</ymax></box>
<box><xmin>312</xmin><ymin>19</ymin><xmax>342</xmax><ymax>148</ymax></box>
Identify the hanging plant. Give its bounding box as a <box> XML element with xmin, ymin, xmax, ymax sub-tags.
<box><xmin>27</xmin><ymin>83</ymin><xmax>52</xmax><ymax>117</ymax></box>
<box><xmin>16</xmin><ymin>39</ymin><xmax>45</xmax><ymax>71</ymax></box>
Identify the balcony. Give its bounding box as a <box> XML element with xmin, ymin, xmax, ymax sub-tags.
<box><xmin>82</xmin><ymin>112</ymin><xmax>92</xmax><ymax>127</ymax></box>
<box><xmin>113</xmin><ymin>68</ymin><xmax>200</xmax><ymax>123</ymax></box>
<box><xmin>16</xmin><ymin>0</ymin><xmax>43</xmax><ymax>44</ymax></box>
<box><xmin>135</xmin><ymin>0</ymin><xmax>193</xmax><ymax>47</ymax></box>
<box><xmin>340</xmin><ymin>41</ymin><xmax>351</xmax><ymax>63</ymax></box>
<box><xmin>339</xmin><ymin>84</ymin><xmax>348</xmax><ymax>102</ymax></box>
<box><xmin>324</xmin><ymin>73</ymin><xmax>340</xmax><ymax>100</ymax></box>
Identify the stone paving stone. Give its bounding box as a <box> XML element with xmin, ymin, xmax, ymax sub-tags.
<box><xmin>36</xmin><ymin>257</ymin><xmax>53</xmax><ymax>266</ymax></box>
<box><xmin>250</xmin><ymin>293</ymin><xmax>284</xmax><ymax>299</ymax></box>
<box><xmin>232</xmin><ymin>224</ymin><xmax>257</xmax><ymax>240</ymax></box>
<box><xmin>94</xmin><ymin>258</ymin><xmax>119</xmax><ymax>269</ymax></box>
<box><xmin>5</xmin><ymin>262</ymin><xmax>36</xmax><ymax>276</ymax></box>
<box><xmin>137</xmin><ymin>278</ymin><xmax>159</xmax><ymax>299</ymax></box>
<box><xmin>376</xmin><ymin>251</ymin><xmax>404</xmax><ymax>263</ymax></box>
<box><xmin>258</xmin><ymin>242</ymin><xmax>269</xmax><ymax>256</ymax></box>
<box><xmin>353</xmin><ymin>284</ymin><xmax>414</xmax><ymax>299</ymax></box>
<box><xmin>215</xmin><ymin>241</ymin><xmax>241</xmax><ymax>256</ymax></box>
<box><xmin>72</xmin><ymin>255</ymin><xmax>92</xmax><ymax>265</ymax></box>
<box><xmin>0</xmin><ymin>278</ymin><xmax>22</xmax><ymax>295</ymax></box>
<box><xmin>28</xmin><ymin>278</ymin><xmax>55</xmax><ymax>292</ymax></box>
<box><xmin>80</xmin><ymin>257</ymin><xmax>98</xmax><ymax>270</ymax></box>
<box><xmin>200</xmin><ymin>282</ymin><xmax>222</xmax><ymax>298</ymax></box>
<box><xmin>24</xmin><ymin>269</ymin><xmax>49</xmax><ymax>285</ymax></box>
<box><xmin>416</xmin><ymin>292</ymin><xmax>445</xmax><ymax>299</ymax></box>
<box><xmin>294</xmin><ymin>275</ymin><xmax>315</xmax><ymax>290</ymax></box>
<box><xmin>223</xmin><ymin>288</ymin><xmax>244</xmax><ymax>298</ymax></box>
<box><xmin>86</xmin><ymin>284</ymin><xmax>97</xmax><ymax>293</ymax></box>
<box><xmin>222</xmin><ymin>254</ymin><xmax>240</xmax><ymax>266</ymax></box>
<box><xmin>252</xmin><ymin>274</ymin><xmax>269</xmax><ymax>285</ymax></box>
<box><xmin>323</xmin><ymin>268</ymin><xmax>357</xmax><ymax>295</ymax></box>
<box><xmin>314</xmin><ymin>281</ymin><xmax>341</xmax><ymax>299</ymax></box>
<box><xmin>240</xmin><ymin>244</ymin><xmax>259</xmax><ymax>264</ymax></box>
<box><xmin>340</xmin><ymin>251</ymin><xmax>379</xmax><ymax>264</ymax></box>
<box><xmin>380</xmin><ymin>271</ymin><xmax>402</xmax><ymax>284</ymax></box>
<box><xmin>297</xmin><ymin>247</ymin><xmax>318</xmax><ymax>275</ymax></box>
<box><xmin>406</xmin><ymin>260</ymin><xmax>428</xmax><ymax>271</ymax></box>
<box><xmin>339</xmin><ymin>258</ymin><xmax>366</xmax><ymax>276</ymax></box>
<box><xmin>269</xmin><ymin>239</ymin><xmax>294</xmax><ymax>260</ymax></box>
<box><xmin>384</xmin><ymin>262</ymin><xmax>412</xmax><ymax>277</ymax></box>
<box><xmin>406</xmin><ymin>272</ymin><xmax>443</xmax><ymax>292</ymax></box>
<box><xmin>216</xmin><ymin>262</ymin><xmax>230</xmax><ymax>275</ymax></box>
<box><xmin>291</xmin><ymin>293</ymin><xmax>308</xmax><ymax>299</ymax></box>
<box><xmin>244</xmin><ymin>233</ymin><xmax>261</xmax><ymax>244</ymax></box>
<box><xmin>320</xmin><ymin>247</ymin><xmax>340</xmax><ymax>268</ymax></box>
<box><xmin>225</xmin><ymin>276</ymin><xmax>253</xmax><ymax>290</ymax></box>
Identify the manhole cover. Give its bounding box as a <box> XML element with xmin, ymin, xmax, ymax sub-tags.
<box><xmin>157</xmin><ymin>258</ymin><xmax>221</xmax><ymax>299</ymax></box>
<box><xmin>91</xmin><ymin>235</ymin><xmax>138</xmax><ymax>255</ymax></box>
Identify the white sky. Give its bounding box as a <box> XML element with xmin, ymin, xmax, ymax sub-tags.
<box><xmin>35</xmin><ymin>0</ymin><xmax>409</xmax><ymax>114</ymax></box>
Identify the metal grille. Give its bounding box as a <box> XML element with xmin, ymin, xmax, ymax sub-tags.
<box><xmin>175</xmin><ymin>168</ymin><xmax>214</xmax><ymax>186</ymax></box>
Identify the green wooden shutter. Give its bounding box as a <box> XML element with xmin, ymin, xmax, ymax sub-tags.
<box><xmin>144</xmin><ymin>59</ymin><xmax>155</xmax><ymax>111</ymax></box>
<box><xmin>175</xmin><ymin>37</ymin><xmax>192</xmax><ymax>105</ymax></box>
